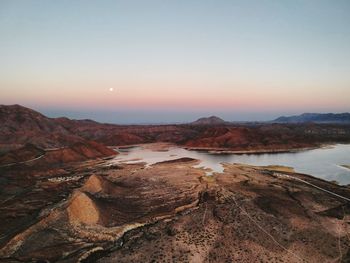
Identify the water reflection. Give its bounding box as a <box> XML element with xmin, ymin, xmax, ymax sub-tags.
<box><xmin>112</xmin><ymin>144</ymin><xmax>350</xmax><ymax>185</ymax></box>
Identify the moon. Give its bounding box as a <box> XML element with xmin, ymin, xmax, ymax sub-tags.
<box><xmin>109</xmin><ymin>88</ymin><xmax>114</xmax><ymax>92</ymax></box>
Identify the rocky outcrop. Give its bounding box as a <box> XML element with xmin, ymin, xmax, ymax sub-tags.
<box><xmin>67</xmin><ymin>191</ymin><xmax>100</xmax><ymax>225</ymax></box>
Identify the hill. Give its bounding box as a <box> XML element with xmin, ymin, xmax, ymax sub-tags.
<box><xmin>0</xmin><ymin>104</ymin><xmax>83</xmax><ymax>151</ymax></box>
<box><xmin>0</xmin><ymin>105</ymin><xmax>117</xmax><ymax>164</ymax></box>
<box><xmin>191</xmin><ymin>116</ymin><xmax>227</xmax><ymax>125</ymax></box>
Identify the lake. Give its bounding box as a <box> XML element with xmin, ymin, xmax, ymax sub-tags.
<box><xmin>112</xmin><ymin>144</ymin><xmax>350</xmax><ymax>185</ymax></box>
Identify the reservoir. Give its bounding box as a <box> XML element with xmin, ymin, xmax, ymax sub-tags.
<box><xmin>112</xmin><ymin>144</ymin><xmax>350</xmax><ymax>185</ymax></box>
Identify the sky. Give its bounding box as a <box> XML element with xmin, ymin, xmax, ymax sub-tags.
<box><xmin>1</xmin><ymin>0</ymin><xmax>350</xmax><ymax>123</ymax></box>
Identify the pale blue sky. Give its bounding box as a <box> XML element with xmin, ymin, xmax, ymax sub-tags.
<box><xmin>0</xmin><ymin>0</ymin><xmax>349</xmax><ymax>123</ymax></box>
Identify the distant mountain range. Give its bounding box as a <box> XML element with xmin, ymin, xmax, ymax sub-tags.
<box><xmin>1</xmin><ymin>104</ymin><xmax>350</xmax><ymax>167</ymax></box>
<box><xmin>191</xmin><ymin>113</ymin><xmax>350</xmax><ymax>125</ymax></box>
<box><xmin>272</xmin><ymin>113</ymin><xmax>350</xmax><ymax>123</ymax></box>
<box><xmin>0</xmin><ymin>104</ymin><xmax>196</xmax><ymax>152</ymax></box>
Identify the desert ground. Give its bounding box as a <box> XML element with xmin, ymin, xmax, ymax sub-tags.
<box><xmin>0</xmin><ymin>142</ymin><xmax>349</xmax><ymax>263</ymax></box>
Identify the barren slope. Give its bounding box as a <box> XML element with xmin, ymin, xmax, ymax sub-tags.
<box><xmin>0</xmin><ymin>156</ymin><xmax>349</xmax><ymax>262</ymax></box>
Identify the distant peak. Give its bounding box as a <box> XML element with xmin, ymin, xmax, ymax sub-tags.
<box><xmin>191</xmin><ymin>116</ymin><xmax>226</xmax><ymax>125</ymax></box>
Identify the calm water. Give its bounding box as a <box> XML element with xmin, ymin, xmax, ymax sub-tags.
<box><xmin>112</xmin><ymin>144</ymin><xmax>350</xmax><ymax>185</ymax></box>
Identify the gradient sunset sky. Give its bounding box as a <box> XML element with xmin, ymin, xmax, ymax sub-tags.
<box><xmin>1</xmin><ymin>0</ymin><xmax>350</xmax><ymax>123</ymax></box>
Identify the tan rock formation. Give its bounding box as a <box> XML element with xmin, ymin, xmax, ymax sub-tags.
<box><xmin>67</xmin><ymin>191</ymin><xmax>100</xmax><ymax>225</ymax></box>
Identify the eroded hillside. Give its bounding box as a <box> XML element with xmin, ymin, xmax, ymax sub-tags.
<box><xmin>0</xmin><ymin>156</ymin><xmax>349</xmax><ymax>262</ymax></box>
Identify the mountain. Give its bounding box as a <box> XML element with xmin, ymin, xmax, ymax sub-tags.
<box><xmin>272</xmin><ymin>113</ymin><xmax>350</xmax><ymax>123</ymax></box>
<box><xmin>0</xmin><ymin>105</ymin><xmax>117</xmax><ymax>163</ymax></box>
<box><xmin>0</xmin><ymin>104</ymin><xmax>64</xmax><ymax>134</ymax></box>
<box><xmin>191</xmin><ymin>116</ymin><xmax>227</xmax><ymax>125</ymax></box>
<box><xmin>0</xmin><ymin>104</ymin><xmax>83</xmax><ymax>151</ymax></box>
<box><xmin>0</xmin><ymin>104</ymin><xmax>192</xmax><ymax>152</ymax></box>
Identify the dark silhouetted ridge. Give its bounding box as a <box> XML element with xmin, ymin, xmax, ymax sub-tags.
<box><xmin>272</xmin><ymin>113</ymin><xmax>350</xmax><ymax>123</ymax></box>
<box><xmin>191</xmin><ymin>116</ymin><xmax>226</xmax><ymax>125</ymax></box>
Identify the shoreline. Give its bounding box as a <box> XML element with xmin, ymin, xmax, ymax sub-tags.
<box><xmin>182</xmin><ymin>146</ymin><xmax>318</xmax><ymax>154</ymax></box>
<box><xmin>341</xmin><ymin>164</ymin><xmax>350</xmax><ymax>170</ymax></box>
<box><xmin>112</xmin><ymin>142</ymin><xmax>347</xmax><ymax>155</ymax></box>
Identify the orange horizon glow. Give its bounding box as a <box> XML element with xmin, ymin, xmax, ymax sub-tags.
<box><xmin>2</xmin><ymin>81</ymin><xmax>349</xmax><ymax>112</ymax></box>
